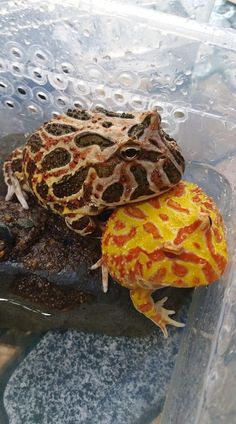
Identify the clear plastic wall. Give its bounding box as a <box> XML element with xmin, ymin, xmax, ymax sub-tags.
<box><xmin>0</xmin><ymin>1</ymin><xmax>236</xmax><ymax>423</ymax></box>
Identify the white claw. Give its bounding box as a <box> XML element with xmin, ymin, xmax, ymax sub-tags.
<box><xmin>102</xmin><ymin>265</ymin><xmax>109</xmax><ymax>293</ymax></box>
<box><xmin>172</xmin><ymin>321</ymin><xmax>185</xmax><ymax>328</ymax></box>
<box><xmin>5</xmin><ymin>173</ymin><xmax>29</xmax><ymax>209</ymax></box>
<box><xmin>90</xmin><ymin>258</ymin><xmax>102</xmax><ymax>270</ymax></box>
<box><xmin>157</xmin><ymin>296</ymin><xmax>168</xmax><ymax>307</ymax></box>
<box><xmin>90</xmin><ymin>258</ymin><xmax>109</xmax><ymax>294</ymax></box>
<box><xmin>166</xmin><ymin>309</ymin><xmax>176</xmax><ymax>315</ymax></box>
<box><xmin>5</xmin><ymin>185</ymin><xmax>15</xmax><ymax>201</ymax></box>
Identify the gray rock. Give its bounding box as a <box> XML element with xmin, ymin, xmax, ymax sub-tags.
<box><xmin>3</xmin><ymin>325</ymin><xmax>188</xmax><ymax>424</ymax></box>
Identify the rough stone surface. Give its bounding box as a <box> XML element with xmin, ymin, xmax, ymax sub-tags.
<box><xmin>3</xmin><ymin>324</ymin><xmax>188</xmax><ymax>424</ymax></box>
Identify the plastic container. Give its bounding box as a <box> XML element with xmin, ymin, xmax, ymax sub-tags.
<box><xmin>0</xmin><ymin>1</ymin><xmax>236</xmax><ymax>423</ymax></box>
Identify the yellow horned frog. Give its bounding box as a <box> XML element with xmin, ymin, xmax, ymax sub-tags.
<box><xmin>100</xmin><ymin>180</ymin><xmax>228</xmax><ymax>337</ymax></box>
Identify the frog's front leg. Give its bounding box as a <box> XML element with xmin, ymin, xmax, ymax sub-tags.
<box><xmin>130</xmin><ymin>287</ymin><xmax>184</xmax><ymax>338</ymax></box>
<box><xmin>65</xmin><ymin>214</ymin><xmax>97</xmax><ymax>236</ymax></box>
<box><xmin>3</xmin><ymin>148</ymin><xmax>29</xmax><ymax>209</ymax></box>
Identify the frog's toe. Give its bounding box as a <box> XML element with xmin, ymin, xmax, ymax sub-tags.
<box><xmin>90</xmin><ymin>259</ymin><xmax>109</xmax><ymax>293</ymax></box>
<box><xmin>152</xmin><ymin>313</ymin><xmax>184</xmax><ymax>338</ymax></box>
<box><xmin>165</xmin><ymin>309</ymin><xmax>176</xmax><ymax>316</ymax></box>
<box><xmin>154</xmin><ymin>297</ymin><xmax>185</xmax><ymax>337</ymax></box>
<box><xmin>130</xmin><ymin>288</ymin><xmax>184</xmax><ymax>338</ymax></box>
<box><xmin>4</xmin><ymin>171</ymin><xmax>29</xmax><ymax>209</ymax></box>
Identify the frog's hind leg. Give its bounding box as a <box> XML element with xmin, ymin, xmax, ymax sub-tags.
<box><xmin>3</xmin><ymin>148</ymin><xmax>29</xmax><ymax>209</ymax></box>
<box><xmin>130</xmin><ymin>287</ymin><xmax>184</xmax><ymax>338</ymax></box>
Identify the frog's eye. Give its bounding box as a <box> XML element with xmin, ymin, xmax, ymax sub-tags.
<box><xmin>209</xmin><ymin>216</ymin><xmax>212</xmax><ymax>227</ymax></box>
<box><xmin>120</xmin><ymin>146</ymin><xmax>140</xmax><ymax>161</ymax></box>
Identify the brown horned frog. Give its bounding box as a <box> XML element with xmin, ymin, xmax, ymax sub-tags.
<box><xmin>3</xmin><ymin>108</ymin><xmax>185</xmax><ymax>235</ymax></box>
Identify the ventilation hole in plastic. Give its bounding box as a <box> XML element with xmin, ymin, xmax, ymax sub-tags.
<box><xmin>74</xmin><ymin>100</ymin><xmax>84</xmax><ymax>109</ymax></box>
<box><xmin>15</xmin><ymin>84</ymin><xmax>33</xmax><ymax>101</ymax></box>
<box><xmin>74</xmin><ymin>80</ymin><xmax>90</xmax><ymax>96</ymax></box>
<box><xmin>52</xmin><ymin>111</ymin><xmax>60</xmax><ymax>118</ymax></box>
<box><xmin>11</xmin><ymin>47</ymin><xmax>22</xmax><ymax>59</ymax></box>
<box><xmin>34</xmin><ymin>70</ymin><xmax>42</xmax><ymax>79</ymax></box>
<box><xmin>55</xmin><ymin>76</ymin><xmax>63</xmax><ymax>84</ymax></box>
<box><xmin>28</xmin><ymin>67</ymin><xmax>47</xmax><ymax>86</ymax></box>
<box><xmin>73</xmin><ymin>97</ymin><xmax>91</xmax><ymax>110</ymax></box>
<box><xmin>13</xmin><ymin>65</ymin><xmax>20</xmax><ymax>73</ymax></box>
<box><xmin>0</xmin><ymin>81</ymin><xmax>7</xmax><ymax>91</ymax></box>
<box><xmin>29</xmin><ymin>66</ymin><xmax>45</xmax><ymax>81</ymax></box>
<box><xmin>27</xmin><ymin>45</ymin><xmax>55</xmax><ymax>68</ymax></box>
<box><xmin>173</xmin><ymin>110</ymin><xmax>186</xmax><ymax>121</ymax></box>
<box><xmin>0</xmin><ymin>78</ymin><xmax>14</xmax><ymax>96</ymax></box>
<box><xmin>36</xmin><ymin>51</ymin><xmax>46</xmax><ymax>61</ymax></box>
<box><xmin>5</xmin><ymin>100</ymin><xmax>14</xmax><ymax>109</ymax></box>
<box><xmin>91</xmin><ymin>100</ymin><xmax>110</xmax><ymax>111</ymax></box>
<box><xmin>28</xmin><ymin>105</ymin><xmax>38</xmax><ymax>113</ymax></box>
<box><xmin>130</xmin><ymin>97</ymin><xmax>145</xmax><ymax>110</ymax></box>
<box><xmin>60</xmin><ymin>62</ymin><xmax>75</xmax><ymax>75</ymax></box>
<box><xmin>37</xmin><ymin>92</ymin><xmax>48</xmax><ymax>101</ymax></box>
<box><xmin>2</xmin><ymin>98</ymin><xmax>21</xmax><ymax>112</ymax></box>
<box><xmin>0</xmin><ymin>77</ymin><xmax>14</xmax><ymax>100</ymax></box>
<box><xmin>52</xmin><ymin>92</ymin><xmax>69</xmax><ymax>109</ymax></box>
<box><xmin>118</xmin><ymin>71</ymin><xmax>136</xmax><ymax>88</ymax></box>
<box><xmin>62</xmin><ymin>66</ymin><xmax>69</xmax><ymax>74</ymax></box>
<box><xmin>114</xmin><ymin>92</ymin><xmax>125</xmax><ymax>103</ymax></box>
<box><xmin>94</xmin><ymin>85</ymin><xmax>106</xmax><ymax>98</ymax></box>
<box><xmin>48</xmin><ymin>73</ymin><xmax>68</xmax><ymax>90</ymax></box>
<box><xmin>57</xmin><ymin>98</ymin><xmax>66</xmax><ymax>106</ymax></box>
<box><xmin>10</xmin><ymin>62</ymin><xmax>24</xmax><ymax>76</ymax></box>
<box><xmin>18</xmin><ymin>87</ymin><xmax>26</xmax><ymax>95</ymax></box>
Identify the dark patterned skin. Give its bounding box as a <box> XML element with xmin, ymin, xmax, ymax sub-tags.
<box><xmin>3</xmin><ymin>108</ymin><xmax>185</xmax><ymax>235</ymax></box>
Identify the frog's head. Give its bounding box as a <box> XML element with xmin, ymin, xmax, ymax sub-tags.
<box><xmin>82</xmin><ymin>108</ymin><xmax>185</xmax><ymax>207</ymax></box>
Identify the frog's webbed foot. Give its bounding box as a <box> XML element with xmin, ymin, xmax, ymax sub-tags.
<box><xmin>130</xmin><ymin>288</ymin><xmax>185</xmax><ymax>338</ymax></box>
<box><xmin>3</xmin><ymin>148</ymin><xmax>29</xmax><ymax>209</ymax></box>
<box><xmin>65</xmin><ymin>215</ymin><xmax>97</xmax><ymax>236</ymax></box>
<box><xmin>90</xmin><ymin>259</ymin><xmax>109</xmax><ymax>293</ymax></box>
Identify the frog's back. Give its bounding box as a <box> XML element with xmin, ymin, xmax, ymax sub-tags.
<box><xmin>23</xmin><ymin>108</ymin><xmax>155</xmax><ymax>215</ymax></box>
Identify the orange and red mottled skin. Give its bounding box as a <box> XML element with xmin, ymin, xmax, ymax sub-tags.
<box><xmin>101</xmin><ymin>180</ymin><xmax>228</xmax><ymax>337</ymax></box>
<box><xmin>3</xmin><ymin>108</ymin><xmax>185</xmax><ymax>236</ymax></box>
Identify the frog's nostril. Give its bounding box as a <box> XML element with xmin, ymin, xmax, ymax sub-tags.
<box><xmin>209</xmin><ymin>216</ymin><xmax>212</xmax><ymax>227</ymax></box>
